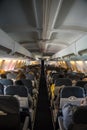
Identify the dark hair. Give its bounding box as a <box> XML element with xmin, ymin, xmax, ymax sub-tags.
<box><xmin>1</xmin><ymin>74</ymin><xmax>7</xmax><ymax>78</ymax></box>
<box><xmin>15</xmin><ymin>80</ymin><xmax>24</xmax><ymax>85</ymax></box>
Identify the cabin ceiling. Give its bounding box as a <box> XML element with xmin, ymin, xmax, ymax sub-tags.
<box><xmin>0</xmin><ymin>0</ymin><xmax>87</xmax><ymax>59</ymax></box>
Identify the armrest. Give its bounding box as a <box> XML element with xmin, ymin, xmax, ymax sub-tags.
<box><xmin>58</xmin><ymin>116</ymin><xmax>65</xmax><ymax>130</ymax></box>
<box><xmin>22</xmin><ymin>116</ymin><xmax>29</xmax><ymax>130</ymax></box>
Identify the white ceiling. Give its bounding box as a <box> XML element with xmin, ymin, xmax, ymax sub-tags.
<box><xmin>0</xmin><ymin>0</ymin><xmax>87</xmax><ymax>59</ymax></box>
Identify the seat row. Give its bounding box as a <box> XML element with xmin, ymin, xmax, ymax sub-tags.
<box><xmin>46</xmin><ymin>69</ymin><xmax>87</xmax><ymax>130</ymax></box>
<box><xmin>0</xmin><ymin>78</ymin><xmax>39</xmax><ymax>130</ymax></box>
<box><xmin>0</xmin><ymin>95</ymin><xmax>30</xmax><ymax>130</ymax></box>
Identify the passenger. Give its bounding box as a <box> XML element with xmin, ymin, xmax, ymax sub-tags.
<box><xmin>54</xmin><ymin>85</ymin><xmax>65</xmax><ymax>108</ymax></box>
<box><xmin>16</xmin><ymin>70</ymin><xmax>33</xmax><ymax>109</ymax></box>
<box><xmin>53</xmin><ymin>85</ymin><xmax>65</xmax><ymax>127</ymax></box>
<box><xmin>16</xmin><ymin>70</ymin><xmax>26</xmax><ymax>80</ymax></box>
<box><xmin>15</xmin><ymin>80</ymin><xmax>24</xmax><ymax>85</ymax></box>
<box><xmin>62</xmin><ymin>103</ymin><xmax>77</xmax><ymax>130</ymax></box>
<box><xmin>50</xmin><ymin>83</ymin><xmax>55</xmax><ymax>99</ymax></box>
<box><xmin>62</xmin><ymin>97</ymin><xmax>87</xmax><ymax>130</ymax></box>
<box><xmin>26</xmin><ymin>71</ymin><xmax>35</xmax><ymax>80</ymax></box>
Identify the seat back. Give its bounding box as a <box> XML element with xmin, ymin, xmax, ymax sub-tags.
<box><xmin>84</xmin><ymin>84</ymin><xmax>87</xmax><ymax>96</ymax></box>
<box><xmin>60</xmin><ymin>86</ymin><xmax>85</xmax><ymax>108</ymax></box>
<box><xmin>76</xmin><ymin>80</ymin><xmax>87</xmax><ymax>88</ymax></box>
<box><xmin>20</xmin><ymin>79</ymin><xmax>33</xmax><ymax>95</ymax></box>
<box><xmin>5</xmin><ymin>86</ymin><xmax>32</xmax><ymax>129</ymax></box>
<box><xmin>0</xmin><ymin>79</ymin><xmax>13</xmax><ymax>94</ymax></box>
<box><xmin>0</xmin><ymin>79</ymin><xmax>13</xmax><ymax>86</ymax></box>
<box><xmin>60</xmin><ymin>86</ymin><xmax>85</xmax><ymax>98</ymax></box>
<box><xmin>67</xmin><ymin>72</ymin><xmax>83</xmax><ymax>81</ymax></box>
<box><xmin>0</xmin><ymin>96</ymin><xmax>20</xmax><ymax>130</ymax></box>
<box><xmin>5</xmin><ymin>85</ymin><xmax>29</xmax><ymax>109</ymax></box>
<box><xmin>55</xmin><ymin>78</ymin><xmax>72</xmax><ymax>86</ymax></box>
<box><xmin>7</xmin><ymin>72</ymin><xmax>17</xmax><ymax>80</ymax></box>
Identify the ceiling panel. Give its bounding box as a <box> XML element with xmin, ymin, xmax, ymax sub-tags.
<box><xmin>51</xmin><ymin>31</ymin><xmax>84</xmax><ymax>44</ymax></box>
<box><xmin>0</xmin><ymin>0</ymin><xmax>87</xmax><ymax>59</ymax></box>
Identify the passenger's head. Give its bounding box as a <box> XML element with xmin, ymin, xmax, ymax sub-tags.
<box><xmin>0</xmin><ymin>73</ymin><xmax>7</xmax><ymax>79</ymax></box>
<box><xmin>15</xmin><ymin>80</ymin><xmax>24</xmax><ymax>85</ymax></box>
<box><xmin>16</xmin><ymin>71</ymin><xmax>26</xmax><ymax>80</ymax></box>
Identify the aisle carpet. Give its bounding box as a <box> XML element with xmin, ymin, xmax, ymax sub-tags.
<box><xmin>33</xmin><ymin>61</ymin><xmax>54</xmax><ymax>130</ymax></box>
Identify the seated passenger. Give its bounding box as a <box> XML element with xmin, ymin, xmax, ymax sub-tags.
<box><xmin>62</xmin><ymin>97</ymin><xmax>87</xmax><ymax>130</ymax></box>
<box><xmin>50</xmin><ymin>83</ymin><xmax>55</xmax><ymax>99</ymax></box>
<box><xmin>26</xmin><ymin>70</ymin><xmax>35</xmax><ymax>80</ymax></box>
<box><xmin>54</xmin><ymin>85</ymin><xmax>65</xmax><ymax>108</ymax></box>
<box><xmin>16</xmin><ymin>70</ymin><xmax>26</xmax><ymax>80</ymax></box>
<box><xmin>62</xmin><ymin>103</ymin><xmax>77</xmax><ymax>130</ymax></box>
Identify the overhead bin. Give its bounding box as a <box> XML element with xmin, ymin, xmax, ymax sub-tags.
<box><xmin>0</xmin><ymin>29</ymin><xmax>33</xmax><ymax>58</ymax></box>
<box><xmin>76</xmin><ymin>35</ymin><xmax>87</xmax><ymax>55</ymax></box>
<box><xmin>52</xmin><ymin>34</ymin><xmax>87</xmax><ymax>59</ymax></box>
<box><xmin>0</xmin><ymin>45</ymin><xmax>11</xmax><ymax>54</ymax></box>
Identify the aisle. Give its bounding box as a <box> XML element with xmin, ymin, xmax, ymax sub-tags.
<box><xmin>33</xmin><ymin>60</ymin><xmax>54</xmax><ymax>130</ymax></box>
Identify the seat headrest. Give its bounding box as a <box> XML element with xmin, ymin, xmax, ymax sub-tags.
<box><xmin>60</xmin><ymin>86</ymin><xmax>85</xmax><ymax>98</ymax></box>
<box><xmin>6</xmin><ymin>85</ymin><xmax>28</xmax><ymax>97</ymax></box>
<box><xmin>55</xmin><ymin>78</ymin><xmax>72</xmax><ymax>86</ymax></box>
<box><xmin>0</xmin><ymin>79</ymin><xmax>13</xmax><ymax>86</ymax></box>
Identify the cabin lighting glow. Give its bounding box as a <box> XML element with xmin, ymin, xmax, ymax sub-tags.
<box><xmin>70</xmin><ymin>61</ymin><xmax>75</xmax><ymax>64</ymax></box>
<box><xmin>76</xmin><ymin>61</ymin><xmax>83</xmax><ymax>65</ymax></box>
<box><xmin>85</xmin><ymin>61</ymin><xmax>87</xmax><ymax>64</ymax></box>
